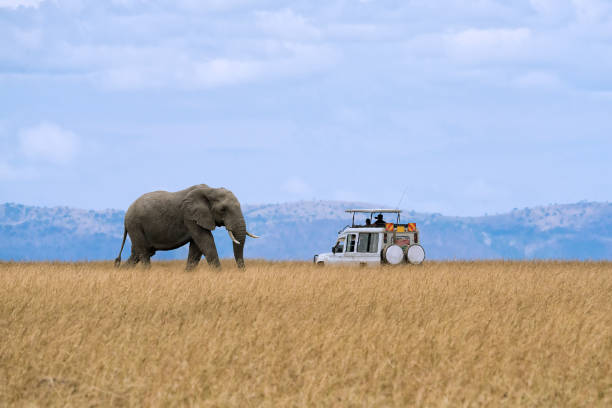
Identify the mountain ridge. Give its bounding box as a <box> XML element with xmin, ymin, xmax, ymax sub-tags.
<box><xmin>1</xmin><ymin>200</ymin><xmax>610</xmax><ymax>261</ymax></box>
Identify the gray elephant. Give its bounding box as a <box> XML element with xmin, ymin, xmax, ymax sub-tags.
<box><xmin>114</xmin><ymin>184</ymin><xmax>259</xmax><ymax>269</ymax></box>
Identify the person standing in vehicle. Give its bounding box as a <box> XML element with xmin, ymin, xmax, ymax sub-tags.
<box><xmin>374</xmin><ymin>214</ymin><xmax>386</xmax><ymax>226</ymax></box>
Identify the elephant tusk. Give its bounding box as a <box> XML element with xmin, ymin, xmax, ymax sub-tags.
<box><xmin>227</xmin><ymin>230</ymin><xmax>241</xmax><ymax>245</ymax></box>
<box><xmin>246</xmin><ymin>231</ymin><xmax>260</xmax><ymax>239</ymax></box>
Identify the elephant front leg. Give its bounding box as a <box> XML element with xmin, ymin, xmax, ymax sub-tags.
<box><xmin>186</xmin><ymin>240</ymin><xmax>203</xmax><ymax>271</ymax></box>
<box><xmin>186</xmin><ymin>222</ymin><xmax>221</xmax><ymax>269</ymax></box>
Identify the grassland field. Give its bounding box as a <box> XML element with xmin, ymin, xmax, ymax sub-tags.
<box><xmin>1</xmin><ymin>260</ymin><xmax>611</xmax><ymax>407</ymax></box>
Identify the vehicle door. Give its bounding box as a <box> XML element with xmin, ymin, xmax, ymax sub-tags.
<box><xmin>328</xmin><ymin>235</ymin><xmax>346</xmax><ymax>264</ymax></box>
<box><xmin>342</xmin><ymin>232</ymin><xmax>359</xmax><ymax>263</ymax></box>
<box><xmin>356</xmin><ymin>232</ymin><xmax>381</xmax><ymax>264</ymax></box>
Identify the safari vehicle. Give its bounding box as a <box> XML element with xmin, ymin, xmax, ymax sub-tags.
<box><xmin>313</xmin><ymin>209</ymin><xmax>425</xmax><ymax>266</ymax></box>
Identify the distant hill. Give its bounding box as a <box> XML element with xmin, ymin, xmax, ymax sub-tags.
<box><xmin>1</xmin><ymin>201</ymin><xmax>610</xmax><ymax>261</ymax></box>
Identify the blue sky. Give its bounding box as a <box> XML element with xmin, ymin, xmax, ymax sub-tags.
<box><xmin>1</xmin><ymin>0</ymin><xmax>611</xmax><ymax>216</ymax></box>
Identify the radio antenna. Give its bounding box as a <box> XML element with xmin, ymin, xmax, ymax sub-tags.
<box><xmin>395</xmin><ymin>186</ymin><xmax>409</xmax><ymax>210</ymax></box>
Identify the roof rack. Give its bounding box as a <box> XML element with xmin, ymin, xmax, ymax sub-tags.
<box><xmin>345</xmin><ymin>209</ymin><xmax>402</xmax><ymax>214</ymax></box>
<box><xmin>345</xmin><ymin>209</ymin><xmax>401</xmax><ymax>226</ymax></box>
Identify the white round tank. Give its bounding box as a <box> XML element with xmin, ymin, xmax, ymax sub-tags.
<box><xmin>406</xmin><ymin>244</ymin><xmax>426</xmax><ymax>265</ymax></box>
<box><xmin>384</xmin><ymin>245</ymin><xmax>404</xmax><ymax>265</ymax></box>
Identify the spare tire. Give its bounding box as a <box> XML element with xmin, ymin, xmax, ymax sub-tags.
<box><xmin>406</xmin><ymin>244</ymin><xmax>426</xmax><ymax>265</ymax></box>
<box><xmin>383</xmin><ymin>245</ymin><xmax>404</xmax><ymax>265</ymax></box>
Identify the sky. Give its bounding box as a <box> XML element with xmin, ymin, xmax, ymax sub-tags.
<box><xmin>1</xmin><ymin>0</ymin><xmax>611</xmax><ymax>216</ymax></box>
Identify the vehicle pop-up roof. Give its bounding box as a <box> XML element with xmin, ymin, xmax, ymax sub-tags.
<box><xmin>345</xmin><ymin>209</ymin><xmax>402</xmax><ymax>227</ymax></box>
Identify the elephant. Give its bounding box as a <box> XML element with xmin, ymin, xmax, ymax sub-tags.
<box><xmin>114</xmin><ymin>184</ymin><xmax>259</xmax><ymax>270</ymax></box>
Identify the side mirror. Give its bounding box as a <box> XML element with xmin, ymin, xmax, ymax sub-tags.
<box><xmin>332</xmin><ymin>246</ymin><xmax>336</xmax><ymax>254</ymax></box>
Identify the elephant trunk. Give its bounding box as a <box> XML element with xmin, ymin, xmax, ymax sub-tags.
<box><xmin>228</xmin><ymin>218</ymin><xmax>247</xmax><ymax>269</ymax></box>
<box><xmin>233</xmin><ymin>240</ymin><xmax>245</xmax><ymax>269</ymax></box>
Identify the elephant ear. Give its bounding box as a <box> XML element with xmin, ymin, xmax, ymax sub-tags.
<box><xmin>182</xmin><ymin>187</ymin><xmax>216</xmax><ymax>230</ymax></box>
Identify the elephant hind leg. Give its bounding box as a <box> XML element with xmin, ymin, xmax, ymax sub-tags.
<box><xmin>123</xmin><ymin>253</ymin><xmax>139</xmax><ymax>268</ymax></box>
<box><xmin>140</xmin><ymin>254</ymin><xmax>152</xmax><ymax>269</ymax></box>
<box><xmin>139</xmin><ymin>247</ymin><xmax>155</xmax><ymax>269</ymax></box>
<box><xmin>185</xmin><ymin>240</ymin><xmax>202</xmax><ymax>271</ymax></box>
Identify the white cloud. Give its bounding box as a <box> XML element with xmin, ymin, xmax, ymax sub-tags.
<box><xmin>447</xmin><ymin>27</ymin><xmax>532</xmax><ymax>62</ymax></box>
<box><xmin>255</xmin><ymin>9</ymin><xmax>321</xmax><ymax>40</ymax></box>
<box><xmin>13</xmin><ymin>28</ymin><xmax>43</xmax><ymax>49</ymax></box>
<box><xmin>571</xmin><ymin>0</ymin><xmax>612</xmax><ymax>23</ymax></box>
<box><xmin>0</xmin><ymin>162</ymin><xmax>20</xmax><ymax>179</ymax></box>
<box><xmin>530</xmin><ymin>0</ymin><xmax>574</xmax><ymax>19</ymax></box>
<box><xmin>282</xmin><ymin>177</ymin><xmax>313</xmax><ymax>195</ymax></box>
<box><xmin>89</xmin><ymin>46</ymin><xmax>334</xmax><ymax>90</ymax></box>
<box><xmin>190</xmin><ymin>58</ymin><xmax>264</xmax><ymax>88</ymax></box>
<box><xmin>589</xmin><ymin>90</ymin><xmax>612</xmax><ymax>100</ymax></box>
<box><xmin>3</xmin><ymin>1</ymin><xmax>605</xmax><ymax>93</ymax></box>
<box><xmin>0</xmin><ymin>161</ymin><xmax>37</xmax><ymax>180</ymax></box>
<box><xmin>172</xmin><ymin>0</ymin><xmax>254</xmax><ymax>12</ymax></box>
<box><xmin>19</xmin><ymin>122</ymin><xmax>79</xmax><ymax>164</ymax></box>
<box><xmin>100</xmin><ymin>57</ymin><xmax>264</xmax><ymax>90</ymax></box>
<box><xmin>0</xmin><ymin>0</ymin><xmax>44</xmax><ymax>8</ymax></box>
<box><xmin>46</xmin><ymin>30</ymin><xmax>336</xmax><ymax>90</ymax></box>
<box><xmin>463</xmin><ymin>179</ymin><xmax>506</xmax><ymax>201</ymax></box>
<box><xmin>530</xmin><ymin>0</ymin><xmax>612</xmax><ymax>25</ymax></box>
<box><xmin>515</xmin><ymin>71</ymin><xmax>563</xmax><ymax>88</ymax></box>
<box><xmin>530</xmin><ymin>0</ymin><xmax>559</xmax><ymax>14</ymax></box>
<box><xmin>332</xmin><ymin>190</ymin><xmax>362</xmax><ymax>202</ymax></box>
<box><xmin>404</xmin><ymin>26</ymin><xmax>536</xmax><ymax>68</ymax></box>
<box><xmin>1</xmin><ymin>2</ymin><xmax>611</xmax><ymax>215</ymax></box>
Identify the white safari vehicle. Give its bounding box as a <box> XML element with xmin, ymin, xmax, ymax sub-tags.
<box><xmin>313</xmin><ymin>209</ymin><xmax>426</xmax><ymax>266</ymax></box>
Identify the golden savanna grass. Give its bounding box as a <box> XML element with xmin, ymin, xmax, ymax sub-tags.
<box><xmin>1</xmin><ymin>261</ymin><xmax>611</xmax><ymax>407</ymax></box>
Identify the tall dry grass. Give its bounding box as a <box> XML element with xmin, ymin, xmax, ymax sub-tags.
<box><xmin>1</xmin><ymin>260</ymin><xmax>611</xmax><ymax>407</ymax></box>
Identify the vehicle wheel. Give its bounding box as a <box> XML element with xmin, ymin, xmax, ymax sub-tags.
<box><xmin>316</xmin><ymin>262</ymin><xmax>325</xmax><ymax>267</ymax></box>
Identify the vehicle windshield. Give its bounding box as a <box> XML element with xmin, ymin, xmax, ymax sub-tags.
<box><xmin>335</xmin><ymin>237</ymin><xmax>345</xmax><ymax>253</ymax></box>
<box><xmin>346</xmin><ymin>209</ymin><xmax>401</xmax><ymax>226</ymax></box>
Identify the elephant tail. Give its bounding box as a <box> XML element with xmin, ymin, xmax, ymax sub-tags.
<box><xmin>114</xmin><ymin>228</ymin><xmax>127</xmax><ymax>267</ymax></box>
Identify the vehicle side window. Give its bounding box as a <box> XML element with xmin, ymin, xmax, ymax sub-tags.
<box><xmin>357</xmin><ymin>233</ymin><xmax>368</xmax><ymax>253</ymax></box>
<box><xmin>369</xmin><ymin>233</ymin><xmax>379</xmax><ymax>252</ymax></box>
<box><xmin>358</xmin><ymin>233</ymin><xmax>380</xmax><ymax>253</ymax></box>
<box><xmin>346</xmin><ymin>234</ymin><xmax>357</xmax><ymax>252</ymax></box>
